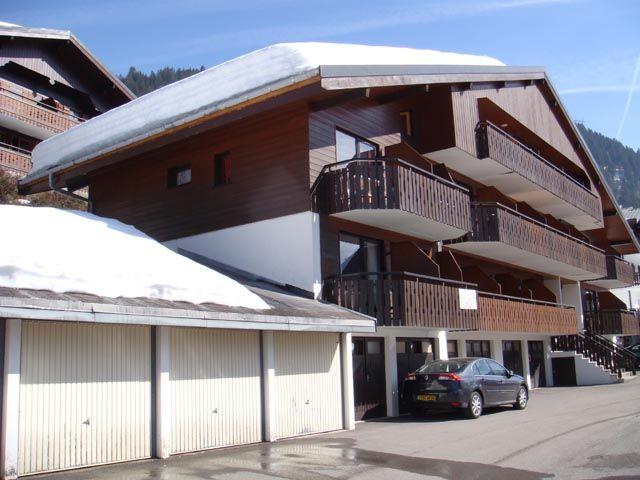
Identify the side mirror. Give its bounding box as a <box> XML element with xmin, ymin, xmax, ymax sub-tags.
<box><xmin>506</xmin><ymin>370</ymin><xmax>514</xmax><ymax>377</ymax></box>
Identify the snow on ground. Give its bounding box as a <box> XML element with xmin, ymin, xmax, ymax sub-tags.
<box><xmin>28</xmin><ymin>42</ymin><xmax>504</xmax><ymax>178</ymax></box>
<box><xmin>0</xmin><ymin>205</ymin><xmax>270</xmax><ymax>309</ymax></box>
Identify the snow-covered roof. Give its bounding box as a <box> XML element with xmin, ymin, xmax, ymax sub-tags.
<box><xmin>0</xmin><ymin>205</ymin><xmax>269</xmax><ymax>309</ymax></box>
<box><xmin>23</xmin><ymin>42</ymin><xmax>508</xmax><ymax>185</ymax></box>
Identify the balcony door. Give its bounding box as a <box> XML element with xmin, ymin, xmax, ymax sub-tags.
<box><xmin>339</xmin><ymin>233</ymin><xmax>383</xmax><ymax>275</ymax></box>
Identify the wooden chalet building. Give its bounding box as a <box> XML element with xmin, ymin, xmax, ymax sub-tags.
<box><xmin>18</xmin><ymin>42</ymin><xmax>640</xmax><ymax>435</ymax></box>
<box><xmin>0</xmin><ymin>22</ymin><xmax>132</xmax><ymax>176</ymax></box>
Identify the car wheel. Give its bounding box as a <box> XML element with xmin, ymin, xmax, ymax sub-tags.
<box><xmin>464</xmin><ymin>391</ymin><xmax>483</xmax><ymax>419</ymax></box>
<box><xmin>514</xmin><ymin>386</ymin><xmax>528</xmax><ymax>410</ymax></box>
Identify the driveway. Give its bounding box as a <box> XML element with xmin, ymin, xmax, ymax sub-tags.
<box><xmin>35</xmin><ymin>379</ymin><xmax>640</xmax><ymax>480</ymax></box>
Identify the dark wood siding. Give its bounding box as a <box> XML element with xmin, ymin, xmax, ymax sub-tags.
<box><xmin>90</xmin><ymin>102</ymin><xmax>310</xmax><ymax>241</ymax></box>
<box><xmin>309</xmin><ymin>97</ymin><xmax>403</xmax><ymax>186</ymax></box>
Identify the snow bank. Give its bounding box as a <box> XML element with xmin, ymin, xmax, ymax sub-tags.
<box><xmin>0</xmin><ymin>205</ymin><xmax>269</xmax><ymax>309</ymax></box>
<box><xmin>28</xmin><ymin>42</ymin><xmax>504</xmax><ymax>178</ymax></box>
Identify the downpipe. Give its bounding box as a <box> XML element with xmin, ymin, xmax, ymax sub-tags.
<box><xmin>48</xmin><ymin>172</ymin><xmax>92</xmax><ymax>211</ymax></box>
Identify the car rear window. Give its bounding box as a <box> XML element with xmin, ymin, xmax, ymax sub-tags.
<box><xmin>415</xmin><ymin>360</ymin><xmax>469</xmax><ymax>374</ymax></box>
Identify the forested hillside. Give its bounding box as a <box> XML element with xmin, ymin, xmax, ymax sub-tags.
<box><xmin>119</xmin><ymin>66</ymin><xmax>205</xmax><ymax>97</ymax></box>
<box><xmin>577</xmin><ymin>124</ymin><xmax>640</xmax><ymax>209</ymax></box>
<box><xmin>118</xmin><ymin>67</ymin><xmax>640</xmax><ymax>210</ymax></box>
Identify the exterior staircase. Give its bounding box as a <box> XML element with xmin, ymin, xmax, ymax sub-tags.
<box><xmin>551</xmin><ymin>330</ymin><xmax>637</xmax><ymax>385</ymax></box>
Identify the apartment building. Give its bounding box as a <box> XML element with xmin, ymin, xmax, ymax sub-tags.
<box><xmin>0</xmin><ymin>22</ymin><xmax>132</xmax><ymax>176</ymax></box>
<box><xmin>18</xmin><ymin>43</ymin><xmax>639</xmax><ymax>428</ymax></box>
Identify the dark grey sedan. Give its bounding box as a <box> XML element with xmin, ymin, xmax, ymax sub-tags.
<box><xmin>402</xmin><ymin>357</ymin><xmax>528</xmax><ymax>419</ymax></box>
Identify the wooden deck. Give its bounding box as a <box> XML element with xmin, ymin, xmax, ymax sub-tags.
<box><xmin>312</xmin><ymin>158</ymin><xmax>471</xmax><ymax>241</ymax></box>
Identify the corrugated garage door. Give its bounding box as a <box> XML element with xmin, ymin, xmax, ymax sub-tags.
<box><xmin>170</xmin><ymin>328</ymin><xmax>262</xmax><ymax>453</ymax></box>
<box><xmin>273</xmin><ymin>332</ymin><xmax>342</xmax><ymax>439</ymax></box>
<box><xmin>19</xmin><ymin>321</ymin><xmax>152</xmax><ymax>475</ymax></box>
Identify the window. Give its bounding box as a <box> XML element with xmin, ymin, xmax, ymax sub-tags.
<box><xmin>339</xmin><ymin>233</ymin><xmax>383</xmax><ymax>275</ymax></box>
<box><xmin>335</xmin><ymin>129</ymin><xmax>378</xmax><ymax>162</ymax></box>
<box><xmin>214</xmin><ymin>152</ymin><xmax>231</xmax><ymax>186</ymax></box>
<box><xmin>466</xmin><ymin>340</ymin><xmax>491</xmax><ymax>358</ymax></box>
<box><xmin>487</xmin><ymin>359</ymin><xmax>508</xmax><ymax>376</ymax></box>
<box><xmin>447</xmin><ymin>340</ymin><xmax>458</xmax><ymax>358</ymax></box>
<box><xmin>400</xmin><ymin>111</ymin><xmax>413</xmax><ymax>136</ymax></box>
<box><xmin>167</xmin><ymin>165</ymin><xmax>191</xmax><ymax>188</ymax></box>
<box><xmin>474</xmin><ymin>359</ymin><xmax>492</xmax><ymax>375</ymax></box>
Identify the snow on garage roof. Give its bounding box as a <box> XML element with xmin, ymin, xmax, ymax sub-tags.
<box><xmin>24</xmin><ymin>42</ymin><xmax>505</xmax><ymax>183</ymax></box>
<box><xmin>0</xmin><ymin>205</ymin><xmax>270</xmax><ymax>309</ymax></box>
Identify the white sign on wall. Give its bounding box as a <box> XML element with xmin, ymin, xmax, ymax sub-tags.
<box><xmin>459</xmin><ymin>288</ymin><xmax>478</xmax><ymax>310</ymax></box>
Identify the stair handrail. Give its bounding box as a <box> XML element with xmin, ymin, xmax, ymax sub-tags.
<box><xmin>583</xmin><ymin>330</ymin><xmax>637</xmax><ymax>375</ymax></box>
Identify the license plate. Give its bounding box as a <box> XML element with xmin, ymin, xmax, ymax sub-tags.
<box><xmin>417</xmin><ymin>394</ymin><xmax>437</xmax><ymax>401</ymax></box>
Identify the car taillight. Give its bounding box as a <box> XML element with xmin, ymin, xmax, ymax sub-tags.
<box><xmin>437</xmin><ymin>373</ymin><xmax>461</xmax><ymax>382</ymax></box>
<box><xmin>405</xmin><ymin>373</ymin><xmax>416</xmax><ymax>381</ymax></box>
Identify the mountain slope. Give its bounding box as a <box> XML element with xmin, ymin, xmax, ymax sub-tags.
<box><xmin>578</xmin><ymin>124</ymin><xmax>640</xmax><ymax>209</ymax></box>
<box><xmin>119</xmin><ymin>66</ymin><xmax>205</xmax><ymax>97</ymax></box>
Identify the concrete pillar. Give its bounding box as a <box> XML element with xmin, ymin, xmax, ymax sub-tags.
<box><xmin>155</xmin><ymin>326</ymin><xmax>171</xmax><ymax>459</ymax></box>
<box><xmin>435</xmin><ymin>330</ymin><xmax>449</xmax><ymax>360</ymax></box>
<box><xmin>383</xmin><ymin>335</ymin><xmax>399</xmax><ymax>417</ymax></box>
<box><xmin>491</xmin><ymin>339</ymin><xmax>504</xmax><ymax>365</ymax></box>
<box><xmin>543</xmin><ymin>337</ymin><xmax>554</xmax><ymax>387</ymax></box>
<box><xmin>521</xmin><ymin>340</ymin><xmax>532</xmax><ymax>389</ymax></box>
<box><xmin>562</xmin><ymin>281</ymin><xmax>584</xmax><ymax>331</ymax></box>
<box><xmin>544</xmin><ymin>277</ymin><xmax>563</xmax><ymax>304</ymax></box>
<box><xmin>340</xmin><ymin>333</ymin><xmax>355</xmax><ymax>430</ymax></box>
<box><xmin>262</xmin><ymin>331</ymin><xmax>277</xmax><ymax>441</ymax></box>
<box><xmin>1</xmin><ymin>319</ymin><xmax>21</xmax><ymax>480</ymax></box>
<box><xmin>457</xmin><ymin>339</ymin><xmax>467</xmax><ymax>357</ymax></box>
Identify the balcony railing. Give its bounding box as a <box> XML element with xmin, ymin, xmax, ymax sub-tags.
<box><xmin>605</xmin><ymin>256</ymin><xmax>636</xmax><ymax>286</ymax></box>
<box><xmin>584</xmin><ymin>310</ymin><xmax>640</xmax><ymax>336</ymax></box>
<box><xmin>467</xmin><ymin>202</ymin><xmax>607</xmax><ymax>278</ymax></box>
<box><xmin>478</xmin><ymin>292</ymin><xmax>577</xmax><ymax>334</ymax></box>
<box><xmin>312</xmin><ymin>158</ymin><xmax>471</xmax><ymax>238</ymax></box>
<box><xmin>476</xmin><ymin>121</ymin><xmax>601</xmax><ymax>222</ymax></box>
<box><xmin>324</xmin><ymin>272</ymin><xmax>577</xmax><ymax>334</ymax></box>
<box><xmin>324</xmin><ymin>272</ymin><xmax>479</xmax><ymax>330</ymax></box>
<box><xmin>0</xmin><ymin>87</ymin><xmax>83</xmax><ymax>134</ymax></box>
<box><xmin>635</xmin><ymin>271</ymin><xmax>640</xmax><ymax>286</ymax></box>
<box><xmin>0</xmin><ymin>142</ymin><xmax>31</xmax><ymax>174</ymax></box>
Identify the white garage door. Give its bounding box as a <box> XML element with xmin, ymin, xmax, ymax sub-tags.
<box><xmin>170</xmin><ymin>328</ymin><xmax>262</xmax><ymax>453</ymax></box>
<box><xmin>273</xmin><ymin>332</ymin><xmax>343</xmax><ymax>439</ymax></box>
<box><xmin>19</xmin><ymin>321</ymin><xmax>152</xmax><ymax>475</ymax></box>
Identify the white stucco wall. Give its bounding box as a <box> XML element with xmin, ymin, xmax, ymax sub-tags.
<box><xmin>550</xmin><ymin>352</ymin><xmax>618</xmax><ymax>386</ymax></box>
<box><xmin>164</xmin><ymin>211</ymin><xmax>322</xmax><ymax>297</ymax></box>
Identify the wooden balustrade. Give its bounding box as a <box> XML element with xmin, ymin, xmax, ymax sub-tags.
<box><xmin>476</xmin><ymin>122</ymin><xmax>601</xmax><ymax>221</ymax></box>
<box><xmin>323</xmin><ymin>272</ymin><xmax>478</xmax><ymax>330</ymax></box>
<box><xmin>584</xmin><ymin>310</ymin><xmax>640</xmax><ymax>336</ymax></box>
<box><xmin>478</xmin><ymin>293</ymin><xmax>577</xmax><ymax>334</ymax></box>
<box><xmin>312</xmin><ymin>158</ymin><xmax>471</xmax><ymax>232</ymax></box>
<box><xmin>604</xmin><ymin>255</ymin><xmax>636</xmax><ymax>286</ymax></box>
<box><xmin>0</xmin><ymin>88</ymin><xmax>82</xmax><ymax>134</ymax></box>
<box><xmin>0</xmin><ymin>143</ymin><xmax>31</xmax><ymax>174</ymax></box>
<box><xmin>469</xmin><ymin>203</ymin><xmax>607</xmax><ymax>277</ymax></box>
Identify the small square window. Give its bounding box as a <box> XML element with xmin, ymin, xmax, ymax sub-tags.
<box><xmin>214</xmin><ymin>152</ymin><xmax>231</xmax><ymax>186</ymax></box>
<box><xmin>167</xmin><ymin>165</ymin><xmax>191</xmax><ymax>188</ymax></box>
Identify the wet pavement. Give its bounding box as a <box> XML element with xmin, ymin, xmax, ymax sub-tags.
<box><xmin>34</xmin><ymin>379</ymin><xmax>640</xmax><ymax>480</ymax></box>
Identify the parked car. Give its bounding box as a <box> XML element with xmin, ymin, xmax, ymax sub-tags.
<box><xmin>401</xmin><ymin>357</ymin><xmax>528</xmax><ymax>419</ymax></box>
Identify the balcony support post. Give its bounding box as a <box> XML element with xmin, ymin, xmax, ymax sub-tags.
<box><xmin>543</xmin><ymin>277</ymin><xmax>563</xmax><ymax>304</ymax></box>
<box><xmin>435</xmin><ymin>331</ymin><xmax>449</xmax><ymax>360</ymax></box>
<box><xmin>543</xmin><ymin>337</ymin><xmax>555</xmax><ymax>387</ymax></box>
<box><xmin>383</xmin><ymin>334</ymin><xmax>399</xmax><ymax>418</ymax></box>
<box><xmin>521</xmin><ymin>340</ymin><xmax>532</xmax><ymax>389</ymax></box>
<box><xmin>457</xmin><ymin>339</ymin><xmax>467</xmax><ymax>357</ymax></box>
<box><xmin>340</xmin><ymin>333</ymin><xmax>355</xmax><ymax>431</ymax></box>
<box><xmin>490</xmin><ymin>339</ymin><xmax>504</xmax><ymax>365</ymax></box>
<box><xmin>561</xmin><ymin>281</ymin><xmax>584</xmax><ymax>332</ymax></box>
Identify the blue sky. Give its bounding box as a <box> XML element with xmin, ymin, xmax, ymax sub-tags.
<box><xmin>4</xmin><ymin>0</ymin><xmax>640</xmax><ymax>150</ymax></box>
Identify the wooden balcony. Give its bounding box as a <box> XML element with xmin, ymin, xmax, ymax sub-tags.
<box><xmin>0</xmin><ymin>143</ymin><xmax>31</xmax><ymax>175</ymax></box>
<box><xmin>478</xmin><ymin>293</ymin><xmax>577</xmax><ymax>334</ymax></box>
<box><xmin>589</xmin><ymin>256</ymin><xmax>636</xmax><ymax>289</ymax></box>
<box><xmin>324</xmin><ymin>272</ymin><xmax>577</xmax><ymax>334</ymax></box>
<box><xmin>429</xmin><ymin>121</ymin><xmax>602</xmax><ymax>230</ymax></box>
<box><xmin>324</xmin><ymin>272</ymin><xmax>479</xmax><ymax>330</ymax></box>
<box><xmin>312</xmin><ymin>158</ymin><xmax>471</xmax><ymax>241</ymax></box>
<box><xmin>0</xmin><ymin>87</ymin><xmax>82</xmax><ymax>138</ymax></box>
<box><xmin>584</xmin><ymin>310</ymin><xmax>640</xmax><ymax>336</ymax></box>
<box><xmin>449</xmin><ymin>203</ymin><xmax>607</xmax><ymax>281</ymax></box>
